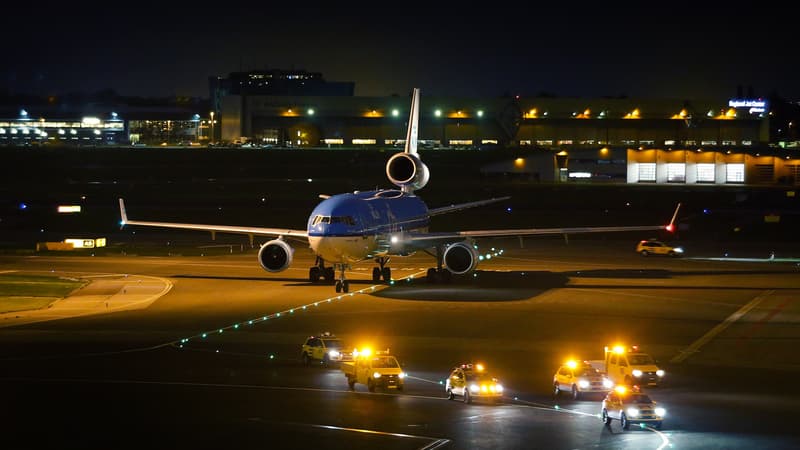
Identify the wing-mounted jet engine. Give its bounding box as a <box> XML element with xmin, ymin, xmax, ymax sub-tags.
<box><xmin>443</xmin><ymin>240</ymin><xmax>480</xmax><ymax>275</ymax></box>
<box><xmin>258</xmin><ymin>239</ymin><xmax>294</xmax><ymax>272</ymax></box>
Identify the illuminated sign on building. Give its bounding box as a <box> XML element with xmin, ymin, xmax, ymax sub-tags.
<box><xmin>728</xmin><ymin>99</ymin><xmax>767</xmax><ymax>114</ymax></box>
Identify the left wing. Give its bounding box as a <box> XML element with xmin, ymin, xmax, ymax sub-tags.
<box><xmin>401</xmin><ymin>203</ymin><xmax>681</xmax><ymax>250</ymax></box>
<box><xmin>118</xmin><ymin>199</ymin><xmax>308</xmax><ymax>240</ymax></box>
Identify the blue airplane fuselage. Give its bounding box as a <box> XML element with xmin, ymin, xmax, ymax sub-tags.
<box><xmin>306</xmin><ymin>189</ymin><xmax>429</xmax><ymax>263</ymax></box>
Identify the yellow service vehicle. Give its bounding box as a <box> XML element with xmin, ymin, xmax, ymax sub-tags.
<box><xmin>445</xmin><ymin>363</ymin><xmax>504</xmax><ymax>404</ymax></box>
<box><xmin>341</xmin><ymin>348</ymin><xmax>405</xmax><ymax>392</ymax></box>
<box><xmin>601</xmin><ymin>345</ymin><xmax>665</xmax><ymax>387</ymax></box>
<box><xmin>300</xmin><ymin>332</ymin><xmax>352</xmax><ymax>367</ymax></box>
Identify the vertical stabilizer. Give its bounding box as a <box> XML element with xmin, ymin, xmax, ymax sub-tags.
<box><xmin>404</xmin><ymin>88</ymin><xmax>420</xmax><ymax>154</ymax></box>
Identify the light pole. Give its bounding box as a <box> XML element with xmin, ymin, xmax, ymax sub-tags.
<box><xmin>210</xmin><ymin>111</ymin><xmax>215</xmax><ymax>143</ymax></box>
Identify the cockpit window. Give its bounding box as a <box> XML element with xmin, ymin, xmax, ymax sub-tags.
<box><xmin>312</xmin><ymin>215</ymin><xmax>355</xmax><ymax>226</ymax></box>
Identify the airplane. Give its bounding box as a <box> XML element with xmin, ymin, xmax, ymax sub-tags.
<box><xmin>118</xmin><ymin>88</ymin><xmax>680</xmax><ymax>293</ymax></box>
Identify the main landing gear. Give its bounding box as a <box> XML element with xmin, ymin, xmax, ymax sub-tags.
<box><xmin>372</xmin><ymin>257</ymin><xmax>392</xmax><ymax>283</ymax></box>
<box><xmin>307</xmin><ymin>257</ymin><xmax>353</xmax><ymax>293</ymax></box>
<box><xmin>308</xmin><ymin>256</ymin><xmax>335</xmax><ymax>284</ymax></box>
<box><xmin>426</xmin><ymin>245</ymin><xmax>451</xmax><ymax>284</ymax></box>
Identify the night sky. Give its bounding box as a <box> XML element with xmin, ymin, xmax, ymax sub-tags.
<box><xmin>3</xmin><ymin>3</ymin><xmax>797</xmax><ymax>101</ymax></box>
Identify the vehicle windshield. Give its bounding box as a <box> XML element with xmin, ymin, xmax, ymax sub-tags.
<box><xmin>465</xmin><ymin>373</ymin><xmax>497</xmax><ymax>382</ymax></box>
<box><xmin>628</xmin><ymin>354</ymin><xmax>655</xmax><ymax>365</ymax></box>
<box><xmin>628</xmin><ymin>393</ymin><xmax>653</xmax><ymax>403</ymax></box>
<box><xmin>321</xmin><ymin>339</ymin><xmax>342</xmax><ymax>349</ymax></box>
<box><xmin>371</xmin><ymin>356</ymin><xmax>399</xmax><ymax>368</ymax></box>
<box><xmin>578</xmin><ymin>368</ymin><xmax>599</xmax><ymax>377</ymax></box>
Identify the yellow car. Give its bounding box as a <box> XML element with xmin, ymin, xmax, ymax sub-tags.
<box><xmin>300</xmin><ymin>332</ymin><xmax>352</xmax><ymax>367</ymax></box>
<box><xmin>446</xmin><ymin>363</ymin><xmax>504</xmax><ymax>404</ymax></box>
<box><xmin>636</xmin><ymin>239</ymin><xmax>683</xmax><ymax>257</ymax></box>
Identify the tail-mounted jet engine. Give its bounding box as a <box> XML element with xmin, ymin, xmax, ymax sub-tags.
<box><xmin>258</xmin><ymin>239</ymin><xmax>294</xmax><ymax>272</ymax></box>
<box><xmin>386</xmin><ymin>152</ymin><xmax>429</xmax><ymax>191</ymax></box>
<box><xmin>443</xmin><ymin>241</ymin><xmax>480</xmax><ymax>275</ymax></box>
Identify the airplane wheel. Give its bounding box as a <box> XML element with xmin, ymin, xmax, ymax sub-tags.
<box><xmin>335</xmin><ymin>281</ymin><xmax>342</xmax><ymax>293</ymax></box>
<box><xmin>439</xmin><ymin>269</ymin><xmax>452</xmax><ymax>283</ymax></box>
<box><xmin>372</xmin><ymin>267</ymin><xmax>381</xmax><ymax>282</ymax></box>
<box><xmin>426</xmin><ymin>268</ymin><xmax>437</xmax><ymax>283</ymax></box>
<box><xmin>381</xmin><ymin>267</ymin><xmax>391</xmax><ymax>282</ymax></box>
<box><xmin>324</xmin><ymin>268</ymin><xmax>335</xmax><ymax>282</ymax></box>
<box><xmin>309</xmin><ymin>267</ymin><xmax>321</xmax><ymax>282</ymax></box>
<box><xmin>342</xmin><ymin>281</ymin><xmax>349</xmax><ymax>293</ymax></box>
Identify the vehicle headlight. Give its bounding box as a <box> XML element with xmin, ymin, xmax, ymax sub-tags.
<box><xmin>328</xmin><ymin>350</ymin><xmax>340</xmax><ymax>358</ymax></box>
<box><xmin>655</xmin><ymin>407</ymin><xmax>666</xmax><ymax>417</ymax></box>
<box><xmin>603</xmin><ymin>378</ymin><xmax>613</xmax><ymax>389</ymax></box>
<box><xmin>674</xmin><ymin>247</ymin><xmax>684</xmax><ymax>253</ymax></box>
<box><xmin>398</xmin><ymin>372</ymin><xmax>405</xmax><ymax>379</ymax></box>
<box><xmin>481</xmin><ymin>385</ymin><xmax>488</xmax><ymax>392</ymax></box>
<box><xmin>578</xmin><ymin>380</ymin><xmax>590</xmax><ymax>389</ymax></box>
<box><xmin>656</xmin><ymin>370</ymin><xmax>665</xmax><ymax>377</ymax></box>
<box><xmin>496</xmin><ymin>384</ymin><xmax>503</xmax><ymax>393</ymax></box>
<box><xmin>373</xmin><ymin>372</ymin><xmax>382</xmax><ymax>379</ymax></box>
<box><xmin>470</xmin><ymin>384</ymin><xmax>479</xmax><ymax>393</ymax></box>
<box><xmin>632</xmin><ymin>369</ymin><xmax>643</xmax><ymax>377</ymax></box>
<box><xmin>626</xmin><ymin>407</ymin><xmax>640</xmax><ymax>417</ymax></box>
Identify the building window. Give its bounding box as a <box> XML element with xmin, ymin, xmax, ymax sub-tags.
<box><xmin>323</xmin><ymin>138</ymin><xmax>344</xmax><ymax>145</ymax></box>
<box><xmin>696</xmin><ymin>163</ymin><xmax>715</xmax><ymax>182</ymax></box>
<box><xmin>667</xmin><ymin>163</ymin><xmax>685</xmax><ymax>182</ymax></box>
<box><xmin>701</xmin><ymin>140</ymin><xmax>717</xmax><ymax>146</ymax></box>
<box><xmin>638</xmin><ymin>163</ymin><xmax>656</xmax><ymax>182</ymax></box>
<box><xmin>536</xmin><ymin>140</ymin><xmax>553</xmax><ymax>146</ymax></box>
<box><xmin>742</xmin><ymin>140</ymin><xmax>753</xmax><ymax>146</ymax></box>
<box><xmin>519</xmin><ymin>140</ymin><xmax>532</xmax><ymax>146</ymax></box>
<box><xmin>352</xmin><ymin>139</ymin><xmax>376</xmax><ymax>145</ymax></box>
<box><xmin>664</xmin><ymin>140</ymin><xmax>675</xmax><ymax>146</ymax></box>
<box><xmin>726</xmin><ymin>163</ymin><xmax>745</xmax><ymax>183</ymax></box>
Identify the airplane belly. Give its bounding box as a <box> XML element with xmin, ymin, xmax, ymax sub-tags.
<box><xmin>309</xmin><ymin>236</ymin><xmax>376</xmax><ymax>264</ymax></box>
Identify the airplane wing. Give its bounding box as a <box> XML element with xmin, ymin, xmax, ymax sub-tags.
<box><xmin>118</xmin><ymin>199</ymin><xmax>308</xmax><ymax>240</ymax></box>
<box><xmin>427</xmin><ymin>197</ymin><xmax>511</xmax><ymax>217</ymax></box>
<box><xmin>401</xmin><ymin>203</ymin><xmax>681</xmax><ymax>250</ymax></box>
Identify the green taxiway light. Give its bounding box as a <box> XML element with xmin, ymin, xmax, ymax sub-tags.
<box><xmin>276</xmin><ymin>313</ymin><xmax>281</xmax><ymax>317</ymax></box>
<box><xmin>202</xmin><ymin>333</ymin><xmax>207</xmax><ymax>338</ymax></box>
<box><xmin>234</xmin><ymin>324</ymin><xmax>239</xmax><ymax>329</ymax></box>
<box><xmin>269</xmin><ymin>354</ymin><xmax>274</xmax><ymax>359</ymax></box>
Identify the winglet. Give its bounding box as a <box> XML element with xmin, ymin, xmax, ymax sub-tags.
<box><xmin>403</xmin><ymin>88</ymin><xmax>420</xmax><ymax>155</ymax></box>
<box><xmin>118</xmin><ymin>198</ymin><xmax>128</xmax><ymax>226</ymax></box>
<box><xmin>665</xmin><ymin>202</ymin><xmax>681</xmax><ymax>232</ymax></box>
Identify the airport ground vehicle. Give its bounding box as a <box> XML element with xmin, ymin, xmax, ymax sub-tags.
<box><xmin>553</xmin><ymin>360</ymin><xmax>613</xmax><ymax>399</ymax></box>
<box><xmin>341</xmin><ymin>348</ymin><xmax>405</xmax><ymax>392</ymax></box>
<box><xmin>601</xmin><ymin>385</ymin><xmax>665</xmax><ymax>430</ymax></box>
<box><xmin>636</xmin><ymin>239</ymin><xmax>683</xmax><ymax>257</ymax></box>
<box><xmin>300</xmin><ymin>332</ymin><xmax>352</xmax><ymax>366</ymax></box>
<box><xmin>445</xmin><ymin>363</ymin><xmax>504</xmax><ymax>404</ymax></box>
<box><xmin>593</xmin><ymin>345</ymin><xmax>664</xmax><ymax>387</ymax></box>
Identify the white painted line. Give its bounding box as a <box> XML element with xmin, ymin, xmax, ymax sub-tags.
<box><xmin>670</xmin><ymin>289</ymin><xmax>774</xmax><ymax>363</ymax></box>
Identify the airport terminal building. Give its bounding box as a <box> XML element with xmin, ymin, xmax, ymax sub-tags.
<box><xmin>214</xmin><ymin>71</ymin><xmax>796</xmax><ymax>185</ymax></box>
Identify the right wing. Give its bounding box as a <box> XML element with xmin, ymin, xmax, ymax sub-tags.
<box><xmin>118</xmin><ymin>199</ymin><xmax>308</xmax><ymax>240</ymax></box>
<box><xmin>398</xmin><ymin>203</ymin><xmax>682</xmax><ymax>251</ymax></box>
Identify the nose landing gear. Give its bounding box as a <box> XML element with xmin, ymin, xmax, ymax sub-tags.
<box><xmin>334</xmin><ymin>263</ymin><xmax>350</xmax><ymax>293</ymax></box>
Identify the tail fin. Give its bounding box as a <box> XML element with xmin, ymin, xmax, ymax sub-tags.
<box><xmin>403</xmin><ymin>88</ymin><xmax>420</xmax><ymax>154</ymax></box>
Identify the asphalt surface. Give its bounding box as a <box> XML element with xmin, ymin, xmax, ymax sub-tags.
<box><xmin>1</xmin><ymin>239</ymin><xmax>799</xmax><ymax>449</ymax></box>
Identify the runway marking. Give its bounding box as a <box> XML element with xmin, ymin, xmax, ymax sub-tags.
<box><xmin>306</xmin><ymin>424</ymin><xmax>450</xmax><ymax>449</ymax></box>
<box><xmin>512</xmin><ymin>398</ymin><xmax>670</xmax><ymax>449</ymax></box>
<box><xmin>0</xmin><ymin>270</ymin><xmax>19</xmax><ymax>274</ymax></box>
<box><xmin>670</xmin><ymin>289</ymin><xmax>774</xmax><ymax>363</ymax></box>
